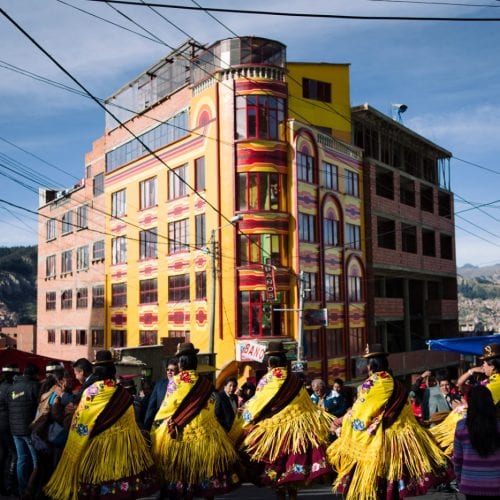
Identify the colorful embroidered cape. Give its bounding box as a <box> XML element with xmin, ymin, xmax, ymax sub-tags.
<box><xmin>44</xmin><ymin>380</ymin><xmax>156</xmax><ymax>500</ymax></box>
<box><xmin>151</xmin><ymin>370</ymin><xmax>239</xmax><ymax>497</ymax></box>
<box><xmin>239</xmin><ymin>367</ymin><xmax>333</xmax><ymax>487</ymax></box>
<box><xmin>328</xmin><ymin>371</ymin><xmax>451</xmax><ymax>500</ymax></box>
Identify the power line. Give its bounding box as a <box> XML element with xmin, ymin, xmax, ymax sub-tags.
<box><xmin>368</xmin><ymin>0</ymin><xmax>500</xmax><ymax>7</ymax></box>
<box><xmin>453</xmin><ymin>156</ymin><xmax>500</xmax><ymax>175</ymax></box>
<box><xmin>83</xmin><ymin>0</ymin><xmax>500</xmax><ymax>21</ymax></box>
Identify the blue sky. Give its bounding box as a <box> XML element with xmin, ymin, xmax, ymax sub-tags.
<box><xmin>1</xmin><ymin>0</ymin><xmax>499</xmax><ymax>266</ymax></box>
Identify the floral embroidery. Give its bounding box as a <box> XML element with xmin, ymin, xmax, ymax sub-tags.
<box><xmin>179</xmin><ymin>371</ymin><xmax>193</xmax><ymax>383</ymax></box>
<box><xmin>366</xmin><ymin>415</ymin><xmax>381</xmax><ymax>434</ymax></box>
<box><xmin>352</xmin><ymin>418</ymin><xmax>365</xmax><ymax>431</ymax></box>
<box><xmin>76</xmin><ymin>423</ymin><xmax>89</xmax><ymax>436</ymax></box>
<box><xmin>272</xmin><ymin>368</ymin><xmax>284</xmax><ymax>379</ymax></box>
<box><xmin>120</xmin><ymin>482</ymin><xmax>129</xmax><ymax>492</ymax></box>
<box><xmin>86</xmin><ymin>385</ymin><xmax>99</xmax><ymax>397</ymax></box>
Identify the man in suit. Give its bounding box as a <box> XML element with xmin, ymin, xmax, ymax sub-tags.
<box><xmin>215</xmin><ymin>376</ymin><xmax>238</xmax><ymax>432</ymax></box>
<box><xmin>144</xmin><ymin>358</ymin><xmax>178</xmax><ymax>430</ymax></box>
<box><xmin>428</xmin><ymin>373</ymin><xmax>460</xmax><ymax>425</ymax></box>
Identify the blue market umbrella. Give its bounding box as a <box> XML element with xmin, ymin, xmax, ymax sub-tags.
<box><xmin>426</xmin><ymin>334</ymin><xmax>499</xmax><ymax>356</ymax></box>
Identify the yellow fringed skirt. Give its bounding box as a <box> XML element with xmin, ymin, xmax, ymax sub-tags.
<box><xmin>429</xmin><ymin>405</ymin><xmax>467</xmax><ymax>457</ymax></box>
<box><xmin>328</xmin><ymin>404</ymin><xmax>452</xmax><ymax>500</ymax></box>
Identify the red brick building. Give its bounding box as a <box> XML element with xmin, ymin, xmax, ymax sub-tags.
<box><xmin>351</xmin><ymin>104</ymin><xmax>458</xmax><ymax>374</ymax></box>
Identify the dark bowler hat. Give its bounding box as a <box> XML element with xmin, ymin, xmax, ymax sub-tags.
<box><xmin>1</xmin><ymin>364</ymin><xmax>19</xmax><ymax>373</ymax></box>
<box><xmin>46</xmin><ymin>362</ymin><xmax>64</xmax><ymax>373</ymax></box>
<box><xmin>362</xmin><ymin>343</ymin><xmax>388</xmax><ymax>359</ymax></box>
<box><xmin>265</xmin><ymin>341</ymin><xmax>286</xmax><ymax>355</ymax></box>
<box><xmin>93</xmin><ymin>350</ymin><xmax>115</xmax><ymax>365</ymax></box>
<box><xmin>175</xmin><ymin>342</ymin><xmax>200</xmax><ymax>357</ymax></box>
<box><xmin>480</xmin><ymin>343</ymin><xmax>500</xmax><ymax>361</ymax></box>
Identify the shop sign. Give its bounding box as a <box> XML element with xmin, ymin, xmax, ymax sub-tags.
<box><xmin>236</xmin><ymin>340</ymin><xmax>267</xmax><ymax>363</ymax></box>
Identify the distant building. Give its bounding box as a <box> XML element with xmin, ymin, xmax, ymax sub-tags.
<box><xmin>0</xmin><ymin>325</ymin><xmax>35</xmax><ymax>352</ymax></box>
<box><xmin>351</xmin><ymin>104</ymin><xmax>458</xmax><ymax>374</ymax></box>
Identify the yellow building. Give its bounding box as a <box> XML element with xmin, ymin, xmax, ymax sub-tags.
<box><xmin>77</xmin><ymin>37</ymin><xmax>367</xmax><ymax>382</ymax></box>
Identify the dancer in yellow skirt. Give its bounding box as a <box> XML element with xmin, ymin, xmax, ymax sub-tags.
<box><xmin>150</xmin><ymin>342</ymin><xmax>240</xmax><ymax>498</ymax></box>
<box><xmin>328</xmin><ymin>344</ymin><xmax>452</xmax><ymax>500</ymax></box>
<box><xmin>430</xmin><ymin>342</ymin><xmax>500</xmax><ymax>456</ymax></box>
<box><xmin>237</xmin><ymin>341</ymin><xmax>333</xmax><ymax>500</ymax></box>
<box><xmin>44</xmin><ymin>350</ymin><xmax>158</xmax><ymax>499</ymax></box>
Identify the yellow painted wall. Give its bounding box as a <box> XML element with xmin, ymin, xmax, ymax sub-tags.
<box><xmin>287</xmin><ymin>63</ymin><xmax>351</xmax><ymax>143</ymax></box>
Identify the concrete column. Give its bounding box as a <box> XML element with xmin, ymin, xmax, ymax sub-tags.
<box><xmin>403</xmin><ymin>278</ymin><xmax>411</xmax><ymax>351</ymax></box>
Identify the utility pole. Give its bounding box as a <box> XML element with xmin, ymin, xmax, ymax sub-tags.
<box><xmin>208</xmin><ymin>228</ymin><xmax>217</xmax><ymax>354</ymax></box>
<box><xmin>297</xmin><ymin>270</ymin><xmax>305</xmax><ymax>363</ymax></box>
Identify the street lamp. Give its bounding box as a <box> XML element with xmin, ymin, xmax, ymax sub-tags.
<box><xmin>208</xmin><ymin>214</ymin><xmax>243</xmax><ymax>354</ymax></box>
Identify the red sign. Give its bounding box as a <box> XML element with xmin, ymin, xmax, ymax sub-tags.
<box><xmin>263</xmin><ymin>264</ymin><xmax>276</xmax><ymax>303</ymax></box>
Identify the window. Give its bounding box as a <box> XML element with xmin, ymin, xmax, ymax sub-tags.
<box><xmin>105</xmin><ymin>110</ymin><xmax>188</xmax><ymax>173</ymax></box>
<box><xmin>168</xmin><ymin>164</ymin><xmax>188</xmax><ymax>199</ymax></box>
<box><xmin>46</xmin><ymin>292</ymin><xmax>56</xmax><ymax>311</ymax></box>
<box><xmin>76</xmin><ymin>288</ymin><xmax>88</xmax><ymax>308</ymax></box>
<box><xmin>345</xmin><ymin>223</ymin><xmax>361</xmax><ymax>250</ymax></box>
<box><xmin>422</xmin><ymin>228</ymin><xmax>436</xmax><ymax>257</ymax></box>
<box><xmin>195</xmin><ymin>271</ymin><xmax>206</xmax><ymax>300</ymax></box>
<box><xmin>76</xmin><ymin>329</ymin><xmax>87</xmax><ymax>345</ymax></box>
<box><xmin>297</xmin><ymin>152</ymin><xmax>314</xmax><ymax>183</ymax></box>
<box><xmin>440</xmin><ymin>233</ymin><xmax>453</xmax><ymax>260</ymax></box>
<box><xmin>111</xmin><ymin>282</ymin><xmax>127</xmax><ymax>307</ymax></box>
<box><xmin>326</xmin><ymin>328</ymin><xmax>344</xmax><ymax>357</ymax></box>
<box><xmin>46</xmin><ymin>254</ymin><xmax>56</xmax><ymax>278</ymax></box>
<box><xmin>238</xmin><ymin>233</ymin><xmax>282</xmax><ymax>266</ymax></box>
<box><xmin>322</xmin><ymin>162</ymin><xmax>338</xmax><ymax>191</ymax></box>
<box><xmin>168</xmin><ymin>330</ymin><xmax>190</xmax><ymax>342</ymax></box>
<box><xmin>348</xmin><ymin>276</ymin><xmax>363</xmax><ymax>302</ymax></box>
<box><xmin>168</xmin><ymin>274</ymin><xmax>190</xmax><ymax>302</ymax></box>
<box><xmin>61</xmin><ymin>289</ymin><xmax>72</xmax><ymax>309</ymax></box>
<box><xmin>238</xmin><ymin>291</ymin><xmax>281</xmax><ymax>338</ymax></box>
<box><xmin>112</xmin><ymin>236</ymin><xmax>127</xmax><ymax>264</ymax></box>
<box><xmin>76</xmin><ymin>205</ymin><xmax>88</xmax><ymax>229</ymax></box>
<box><xmin>111</xmin><ymin>189</ymin><xmax>127</xmax><ymax>217</ymax></box>
<box><xmin>345</xmin><ymin>170</ymin><xmax>359</xmax><ymax>197</ymax></box>
<box><xmin>61</xmin><ymin>211</ymin><xmax>73</xmax><ymax>235</ymax></box>
<box><xmin>298</xmin><ymin>213</ymin><xmax>316</xmax><ymax>242</ymax></box>
<box><xmin>61</xmin><ymin>250</ymin><xmax>73</xmax><ymax>274</ymax></box>
<box><xmin>76</xmin><ymin>246</ymin><xmax>89</xmax><ymax>271</ymax></box>
<box><xmin>303</xmin><ymin>272</ymin><xmax>318</xmax><ymax>301</ymax></box>
<box><xmin>139</xmin><ymin>228</ymin><xmax>158</xmax><ymax>259</ymax></box>
<box><xmin>92</xmin><ymin>285</ymin><xmax>105</xmax><ymax>308</ymax></box>
<box><xmin>304</xmin><ymin>331</ymin><xmax>320</xmax><ymax>360</ymax></box>
<box><xmin>91</xmin><ymin>329</ymin><xmax>104</xmax><ymax>347</ymax></box>
<box><xmin>92</xmin><ymin>240</ymin><xmax>105</xmax><ymax>261</ymax></box>
<box><xmin>377</xmin><ymin>218</ymin><xmax>396</xmax><ymax>249</ymax></box>
<box><xmin>400</xmin><ymin>177</ymin><xmax>415</xmax><ymax>207</ymax></box>
<box><xmin>195</xmin><ymin>157</ymin><xmax>205</xmax><ymax>191</ymax></box>
<box><xmin>140</xmin><ymin>278</ymin><xmax>158</xmax><ymax>304</ymax></box>
<box><xmin>195</xmin><ymin>214</ymin><xmax>206</xmax><ymax>248</ymax></box>
<box><xmin>349</xmin><ymin>327</ymin><xmax>365</xmax><ymax>356</ymax></box>
<box><xmin>438</xmin><ymin>190</ymin><xmax>452</xmax><ymax>218</ymax></box>
<box><xmin>85</xmin><ymin>164</ymin><xmax>92</xmax><ymax>179</ymax></box>
<box><xmin>111</xmin><ymin>330</ymin><xmax>126</xmax><ymax>347</ymax></box>
<box><xmin>402</xmin><ymin>224</ymin><xmax>417</xmax><ymax>253</ymax></box>
<box><xmin>93</xmin><ymin>173</ymin><xmax>104</xmax><ymax>196</ymax></box>
<box><xmin>323</xmin><ymin>215</ymin><xmax>340</xmax><ymax>246</ymax></box>
<box><xmin>140</xmin><ymin>177</ymin><xmax>157</xmax><ymax>209</ymax></box>
<box><xmin>235</xmin><ymin>95</ymin><xmax>285</xmax><ymax>140</ymax></box>
<box><xmin>46</xmin><ymin>218</ymin><xmax>57</xmax><ymax>241</ymax></box>
<box><xmin>168</xmin><ymin>219</ymin><xmax>189</xmax><ymax>254</ymax></box>
<box><xmin>302</xmin><ymin>77</ymin><xmax>331</xmax><ymax>103</ymax></box>
<box><xmin>325</xmin><ymin>274</ymin><xmax>341</xmax><ymax>302</ymax></box>
<box><xmin>61</xmin><ymin>329</ymin><xmax>72</xmax><ymax>345</ymax></box>
<box><xmin>420</xmin><ymin>185</ymin><xmax>434</xmax><ymax>213</ymax></box>
<box><xmin>237</xmin><ymin>172</ymin><xmax>280</xmax><ymax>211</ymax></box>
<box><xmin>140</xmin><ymin>330</ymin><xmax>158</xmax><ymax>346</ymax></box>
<box><xmin>47</xmin><ymin>329</ymin><xmax>56</xmax><ymax>344</ymax></box>
<box><xmin>376</xmin><ymin>166</ymin><xmax>394</xmax><ymax>199</ymax></box>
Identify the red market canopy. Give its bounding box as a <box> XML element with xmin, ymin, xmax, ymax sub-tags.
<box><xmin>0</xmin><ymin>347</ymin><xmax>73</xmax><ymax>374</ymax></box>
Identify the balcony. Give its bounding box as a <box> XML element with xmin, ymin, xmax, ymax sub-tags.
<box><xmin>425</xmin><ymin>299</ymin><xmax>458</xmax><ymax>318</ymax></box>
<box><xmin>374</xmin><ymin>297</ymin><xmax>404</xmax><ymax>318</ymax></box>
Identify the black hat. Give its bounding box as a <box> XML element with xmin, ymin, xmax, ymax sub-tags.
<box><xmin>93</xmin><ymin>350</ymin><xmax>115</xmax><ymax>365</ymax></box>
<box><xmin>480</xmin><ymin>343</ymin><xmax>500</xmax><ymax>361</ymax></box>
<box><xmin>265</xmin><ymin>341</ymin><xmax>286</xmax><ymax>355</ymax></box>
<box><xmin>1</xmin><ymin>364</ymin><xmax>19</xmax><ymax>374</ymax></box>
<box><xmin>46</xmin><ymin>362</ymin><xmax>64</xmax><ymax>373</ymax></box>
<box><xmin>362</xmin><ymin>343</ymin><xmax>388</xmax><ymax>359</ymax></box>
<box><xmin>175</xmin><ymin>342</ymin><xmax>199</xmax><ymax>357</ymax></box>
